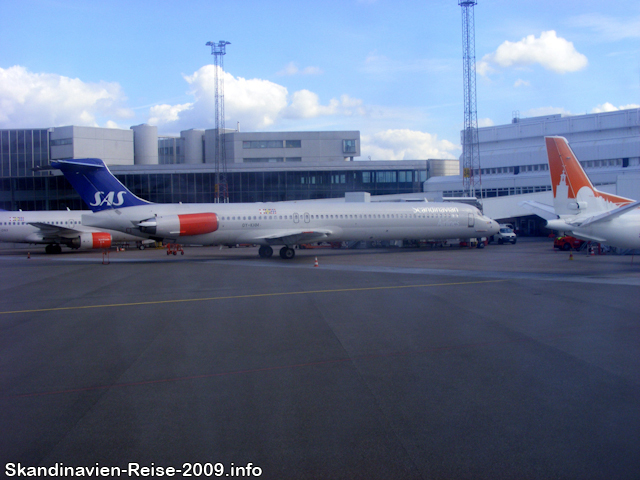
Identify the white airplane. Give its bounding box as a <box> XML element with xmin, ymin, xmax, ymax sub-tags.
<box><xmin>522</xmin><ymin>136</ymin><xmax>640</xmax><ymax>249</ymax></box>
<box><xmin>51</xmin><ymin>158</ymin><xmax>500</xmax><ymax>259</ymax></box>
<box><xmin>0</xmin><ymin>208</ymin><xmax>150</xmax><ymax>254</ymax></box>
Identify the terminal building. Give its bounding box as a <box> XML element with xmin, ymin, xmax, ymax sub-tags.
<box><xmin>0</xmin><ymin>126</ymin><xmax>442</xmax><ymax>210</ymax></box>
<box><xmin>1</xmin><ymin>107</ymin><xmax>638</xmax><ymax>237</ymax></box>
<box><xmin>426</xmin><ymin>108</ymin><xmax>640</xmax><ymax>234</ymax></box>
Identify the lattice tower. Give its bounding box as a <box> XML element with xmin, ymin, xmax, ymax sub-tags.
<box><xmin>459</xmin><ymin>1</ymin><xmax>481</xmax><ymax>199</ymax></box>
<box><xmin>206</xmin><ymin>40</ymin><xmax>231</xmax><ymax>202</ymax></box>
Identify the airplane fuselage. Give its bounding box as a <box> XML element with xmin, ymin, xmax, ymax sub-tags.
<box><xmin>0</xmin><ymin>210</ymin><xmax>146</xmax><ymax>251</ymax></box>
<box><xmin>82</xmin><ymin>200</ymin><xmax>498</xmax><ymax>246</ymax></box>
<box><xmin>548</xmin><ymin>211</ymin><xmax>640</xmax><ymax>250</ymax></box>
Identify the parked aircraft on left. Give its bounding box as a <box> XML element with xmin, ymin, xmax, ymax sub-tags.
<box><xmin>0</xmin><ymin>209</ymin><xmax>148</xmax><ymax>253</ymax></box>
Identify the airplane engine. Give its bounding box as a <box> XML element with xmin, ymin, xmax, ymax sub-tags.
<box><xmin>68</xmin><ymin>232</ymin><xmax>112</xmax><ymax>249</ymax></box>
<box><xmin>138</xmin><ymin>213</ymin><xmax>218</xmax><ymax>237</ymax></box>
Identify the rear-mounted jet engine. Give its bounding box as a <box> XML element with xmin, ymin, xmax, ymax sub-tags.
<box><xmin>138</xmin><ymin>213</ymin><xmax>218</xmax><ymax>237</ymax></box>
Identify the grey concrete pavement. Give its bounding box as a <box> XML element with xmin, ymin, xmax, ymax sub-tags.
<box><xmin>1</xmin><ymin>239</ymin><xmax>638</xmax><ymax>479</ymax></box>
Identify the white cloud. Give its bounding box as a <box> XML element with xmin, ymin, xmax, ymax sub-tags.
<box><xmin>514</xmin><ymin>79</ymin><xmax>530</xmax><ymax>87</ymax></box>
<box><xmin>148</xmin><ymin>65</ymin><xmax>366</xmax><ymax>132</ymax></box>
<box><xmin>284</xmin><ymin>90</ymin><xmax>338</xmax><ymax>119</ymax></box>
<box><xmin>591</xmin><ymin>102</ymin><xmax>640</xmax><ymax>113</ymax></box>
<box><xmin>148</xmin><ymin>103</ymin><xmax>193</xmax><ymax>125</ymax></box>
<box><xmin>477</xmin><ymin>118</ymin><xmax>494</xmax><ymax>128</ymax></box>
<box><xmin>0</xmin><ymin>65</ymin><xmax>134</xmax><ymax>128</ymax></box>
<box><xmin>361</xmin><ymin>129</ymin><xmax>459</xmax><ymax>160</ymax></box>
<box><xmin>477</xmin><ymin>31</ymin><xmax>588</xmax><ymax>75</ymax></box>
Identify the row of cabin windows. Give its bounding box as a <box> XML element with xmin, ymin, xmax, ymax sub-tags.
<box><xmin>3</xmin><ymin>220</ymin><xmax>80</xmax><ymax>225</ymax></box>
<box><xmin>219</xmin><ymin>213</ymin><xmax>459</xmax><ymax>221</ymax></box>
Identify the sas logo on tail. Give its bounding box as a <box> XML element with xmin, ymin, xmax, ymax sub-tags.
<box><xmin>90</xmin><ymin>191</ymin><xmax>127</xmax><ymax>207</ymax></box>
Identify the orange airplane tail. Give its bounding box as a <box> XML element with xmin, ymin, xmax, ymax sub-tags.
<box><xmin>545</xmin><ymin>136</ymin><xmax>632</xmax><ymax>215</ymax></box>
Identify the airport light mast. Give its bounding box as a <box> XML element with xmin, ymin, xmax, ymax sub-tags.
<box><xmin>459</xmin><ymin>1</ymin><xmax>482</xmax><ymax>200</ymax></box>
<box><xmin>206</xmin><ymin>40</ymin><xmax>231</xmax><ymax>203</ymax></box>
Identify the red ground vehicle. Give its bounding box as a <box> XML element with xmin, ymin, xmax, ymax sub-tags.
<box><xmin>553</xmin><ymin>235</ymin><xmax>585</xmax><ymax>251</ymax></box>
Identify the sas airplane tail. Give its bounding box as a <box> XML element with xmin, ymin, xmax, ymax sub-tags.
<box><xmin>51</xmin><ymin>158</ymin><xmax>151</xmax><ymax>212</ymax></box>
<box><xmin>545</xmin><ymin>136</ymin><xmax>632</xmax><ymax>216</ymax></box>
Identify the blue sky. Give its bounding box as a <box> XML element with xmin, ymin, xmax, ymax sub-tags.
<box><xmin>1</xmin><ymin>0</ymin><xmax>638</xmax><ymax>160</ymax></box>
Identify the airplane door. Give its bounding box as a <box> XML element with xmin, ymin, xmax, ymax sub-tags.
<box><xmin>468</xmin><ymin>213</ymin><xmax>475</xmax><ymax>227</ymax></box>
<box><xmin>293</xmin><ymin>213</ymin><xmax>299</xmax><ymax>223</ymax></box>
<box><xmin>304</xmin><ymin>213</ymin><xmax>310</xmax><ymax>223</ymax></box>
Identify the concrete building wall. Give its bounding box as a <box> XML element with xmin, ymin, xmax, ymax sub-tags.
<box><xmin>182</xmin><ymin>129</ymin><xmax>204</xmax><ymax>164</ymax></box>
<box><xmin>428</xmin><ymin>159</ymin><xmax>459</xmax><ymax>177</ymax></box>
<box><xmin>221</xmin><ymin>130</ymin><xmax>360</xmax><ymax>163</ymax></box>
<box><xmin>50</xmin><ymin>126</ymin><xmax>134</xmax><ymax>165</ymax></box>
<box><xmin>472</xmin><ymin>108</ymin><xmax>640</xmax><ymax>172</ymax></box>
<box><xmin>427</xmin><ymin>108</ymin><xmax>640</xmax><ymax>210</ymax></box>
<box><xmin>130</xmin><ymin>124</ymin><xmax>158</xmax><ymax>165</ymax></box>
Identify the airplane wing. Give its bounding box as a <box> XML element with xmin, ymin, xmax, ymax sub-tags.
<box><xmin>519</xmin><ymin>201</ymin><xmax>559</xmax><ymax>220</ymax></box>
<box><xmin>256</xmin><ymin>229</ymin><xmax>333</xmax><ymax>245</ymax></box>
<box><xmin>566</xmin><ymin>200</ymin><xmax>640</xmax><ymax>227</ymax></box>
<box><xmin>25</xmin><ymin>222</ymin><xmax>84</xmax><ymax>242</ymax></box>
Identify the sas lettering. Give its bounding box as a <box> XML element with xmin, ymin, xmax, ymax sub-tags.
<box><xmin>90</xmin><ymin>191</ymin><xmax>127</xmax><ymax>207</ymax></box>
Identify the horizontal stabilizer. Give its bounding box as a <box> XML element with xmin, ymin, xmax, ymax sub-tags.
<box><xmin>51</xmin><ymin>159</ymin><xmax>105</xmax><ymax>169</ymax></box>
<box><xmin>568</xmin><ymin>200</ymin><xmax>640</xmax><ymax>228</ymax></box>
<box><xmin>519</xmin><ymin>201</ymin><xmax>559</xmax><ymax>221</ymax></box>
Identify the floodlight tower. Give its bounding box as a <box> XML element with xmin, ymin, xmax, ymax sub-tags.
<box><xmin>459</xmin><ymin>1</ymin><xmax>481</xmax><ymax>199</ymax></box>
<box><xmin>206</xmin><ymin>40</ymin><xmax>231</xmax><ymax>203</ymax></box>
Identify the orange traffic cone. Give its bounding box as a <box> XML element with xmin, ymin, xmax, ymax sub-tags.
<box><xmin>314</xmin><ymin>257</ymin><xmax>319</xmax><ymax>267</ymax></box>
<box><xmin>569</xmin><ymin>252</ymin><xmax>573</xmax><ymax>260</ymax></box>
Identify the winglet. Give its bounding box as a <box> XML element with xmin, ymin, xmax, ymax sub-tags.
<box><xmin>51</xmin><ymin>158</ymin><xmax>151</xmax><ymax>212</ymax></box>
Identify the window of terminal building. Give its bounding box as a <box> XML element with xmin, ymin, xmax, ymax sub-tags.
<box><xmin>243</xmin><ymin>140</ymin><xmax>284</xmax><ymax>149</ymax></box>
<box><xmin>285</xmin><ymin>140</ymin><xmax>301</xmax><ymax>148</ymax></box>
<box><xmin>343</xmin><ymin>139</ymin><xmax>357</xmax><ymax>153</ymax></box>
<box><xmin>243</xmin><ymin>157</ymin><xmax>284</xmax><ymax>163</ymax></box>
<box><xmin>399</xmin><ymin>171</ymin><xmax>413</xmax><ymax>183</ymax></box>
<box><xmin>376</xmin><ymin>171</ymin><xmax>397</xmax><ymax>183</ymax></box>
<box><xmin>50</xmin><ymin>138</ymin><xmax>73</xmax><ymax>146</ymax></box>
<box><xmin>285</xmin><ymin>157</ymin><xmax>302</xmax><ymax>162</ymax></box>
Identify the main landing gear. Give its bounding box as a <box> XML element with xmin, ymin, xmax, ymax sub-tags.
<box><xmin>258</xmin><ymin>245</ymin><xmax>296</xmax><ymax>259</ymax></box>
<box><xmin>279</xmin><ymin>246</ymin><xmax>295</xmax><ymax>259</ymax></box>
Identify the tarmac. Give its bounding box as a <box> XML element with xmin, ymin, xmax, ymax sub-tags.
<box><xmin>1</xmin><ymin>238</ymin><xmax>639</xmax><ymax>479</ymax></box>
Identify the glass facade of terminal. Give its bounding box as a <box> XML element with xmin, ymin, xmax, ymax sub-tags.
<box><xmin>1</xmin><ymin>129</ymin><xmax>50</xmax><ymax>178</ymax></box>
<box><xmin>1</xmin><ymin>128</ymin><xmax>426</xmax><ymax>210</ymax></box>
<box><xmin>1</xmin><ymin>164</ymin><xmax>427</xmax><ymax>211</ymax></box>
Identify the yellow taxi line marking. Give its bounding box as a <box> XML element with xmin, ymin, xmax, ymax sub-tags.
<box><xmin>0</xmin><ymin>279</ymin><xmax>505</xmax><ymax>315</ymax></box>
